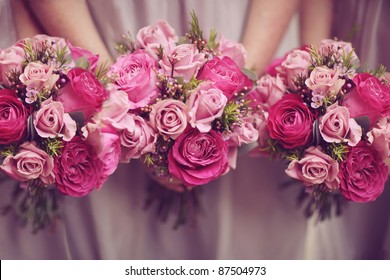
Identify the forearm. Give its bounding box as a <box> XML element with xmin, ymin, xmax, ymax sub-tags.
<box><xmin>299</xmin><ymin>0</ymin><xmax>333</xmax><ymax>45</ymax></box>
<box><xmin>27</xmin><ymin>0</ymin><xmax>113</xmax><ymax>64</ymax></box>
<box><xmin>242</xmin><ymin>0</ymin><xmax>300</xmax><ymax>74</ymax></box>
<box><xmin>11</xmin><ymin>0</ymin><xmax>43</xmax><ymax>39</ymax></box>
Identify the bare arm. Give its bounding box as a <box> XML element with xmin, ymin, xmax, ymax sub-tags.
<box><xmin>11</xmin><ymin>0</ymin><xmax>43</xmax><ymax>38</ymax></box>
<box><xmin>299</xmin><ymin>0</ymin><xmax>333</xmax><ymax>45</ymax></box>
<box><xmin>27</xmin><ymin>0</ymin><xmax>113</xmax><ymax>64</ymax></box>
<box><xmin>242</xmin><ymin>0</ymin><xmax>300</xmax><ymax>74</ymax></box>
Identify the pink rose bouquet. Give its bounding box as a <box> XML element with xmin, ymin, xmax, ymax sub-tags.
<box><xmin>102</xmin><ymin>13</ymin><xmax>257</xmax><ymax>227</ymax></box>
<box><xmin>0</xmin><ymin>35</ymin><xmax>117</xmax><ymax>232</ymax></box>
<box><xmin>250</xmin><ymin>39</ymin><xmax>389</xmax><ymax>220</ymax></box>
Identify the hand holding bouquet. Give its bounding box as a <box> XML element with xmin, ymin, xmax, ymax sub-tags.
<box><xmin>250</xmin><ymin>39</ymin><xmax>389</xmax><ymax>220</ymax></box>
<box><xmin>0</xmin><ymin>35</ymin><xmax>118</xmax><ymax>232</ymax></box>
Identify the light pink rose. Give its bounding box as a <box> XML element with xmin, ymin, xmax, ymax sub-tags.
<box><xmin>94</xmin><ymin>88</ymin><xmax>130</xmax><ymax>124</ymax></box>
<box><xmin>319</xmin><ymin>103</ymin><xmax>362</xmax><ymax>146</ymax></box>
<box><xmin>33</xmin><ymin>98</ymin><xmax>76</xmax><ymax>141</ymax></box>
<box><xmin>285</xmin><ymin>146</ymin><xmax>340</xmax><ymax>189</ymax></box>
<box><xmin>112</xmin><ymin>113</ymin><xmax>157</xmax><ymax>162</ymax></box>
<box><xmin>136</xmin><ymin>20</ymin><xmax>178</xmax><ymax>58</ymax></box>
<box><xmin>305</xmin><ymin>66</ymin><xmax>345</xmax><ymax>97</ymax></box>
<box><xmin>280</xmin><ymin>49</ymin><xmax>311</xmax><ymax>90</ymax></box>
<box><xmin>149</xmin><ymin>99</ymin><xmax>188</xmax><ymax>139</ymax></box>
<box><xmin>342</xmin><ymin>73</ymin><xmax>390</xmax><ymax>126</ymax></box>
<box><xmin>0</xmin><ymin>45</ymin><xmax>24</xmax><ymax>85</ymax></box>
<box><xmin>319</xmin><ymin>39</ymin><xmax>360</xmax><ymax>69</ymax></box>
<box><xmin>23</xmin><ymin>34</ymin><xmax>68</xmax><ymax>53</ymax></box>
<box><xmin>248</xmin><ymin>74</ymin><xmax>286</xmax><ymax>111</ymax></box>
<box><xmin>249</xmin><ymin>111</ymin><xmax>270</xmax><ymax>156</ymax></box>
<box><xmin>0</xmin><ymin>142</ymin><xmax>55</xmax><ymax>184</ymax></box>
<box><xmin>168</xmin><ymin>128</ymin><xmax>229</xmax><ymax>187</ymax></box>
<box><xmin>54</xmin><ymin>136</ymin><xmax>104</xmax><ymax>197</ymax></box>
<box><xmin>217</xmin><ymin>35</ymin><xmax>247</xmax><ymax>68</ymax></box>
<box><xmin>67</xmin><ymin>40</ymin><xmax>99</xmax><ymax>71</ymax></box>
<box><xmin>108</xmin><ymin>50</ymin><xmax>158</xmax><ymax>109</ymax></box>
<box><xmin>159</xmin><ymin>44</ymin><xmax>206</xmax><ymax>81</ymax></box>
<box><xmin>338</xmin><ymin>142</ymin><xmax>387</xmax><ymax>202</ymax></box>
<box><xmin>367</xmin><ymin>116</ymin><xmax>390</xmax><ymax>160</ymax></box>
<box><xmin>229</xmin><ymin>117</ymin><xmax>259</xmax><ymax>147</ymax></box>
<box><xmin>19</xmin><ymin>62</ymin><xmax>59</xmax><ymax>91</ymax></box>
<box><xmin>186</xmin><ymin>82</ymin><xmax>227</xmax><ymax>133</ymax></box>
<box><xmin>57</xmin><ymin>68</ymin><xmax>108</xmax><ymax>120</ymax></box>
<box><xmin>84</xmin><ymin>125</ymin><xmax>121</xmax><ymax>185</ymax></box>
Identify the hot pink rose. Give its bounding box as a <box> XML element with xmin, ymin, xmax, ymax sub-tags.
<box><xmin>229</xmin><ymin>117</ymin><xmax>259</xmax><ymax>147</ymax></box>
<box><xmin>136</xmin><ymin>20</ymin><xmax>178</xmax><ymax>58</ymax></box>
<box><xmin>217</xmin><ymin>35</ymin><xmax>247</xmax><ymax>68</ymax></box>
<box><xmin>268</xmin><ymin>94</ymin><xmax>314</xmax><ymax>149</ymax></box>
<box><xmin>57</xmin><ymin>68</ymin><xmax>108</xmax><ymax>120</ymax></box>
<box><xmin>285</xmin><ymin>146</ymin><xmax>340</xmax><ymax>189</ymax></box>
<box><xmin>305</xmin><ymin>66</ymin><xmax>345</xmax><ymax>96</ymax></box>
<box><xmin>67</xmin><ymin>41</ymin><xmax>99</xmax><ymax>71</ymax></box>
<box><xmin>54</xmin><ymin>136</ymin><xmax>104</xmax><ymax>197</ymax></box>
<box><xmin>159</xmin><ymin>44</ymin><xmax>206</xmax><ymax>81</ymax></box>
<box><xmin>319</xmin><ymin>103</ymin><xmax>362</xmax><ymax>146</ymax></box>
<box><xmin>186</xmin><ymin>82</ymin><xmax>227</xmax><ymax>133</ymax></box>
<box><xmin>248</xmin><ymin>74</ymin><xmax>285</xmax><ymax>111</ymax></box>
<box><xmin>342</xmin><ymin>73</ymin><xmax>390</xmax><ymax>125</ymax></box>
<box><xmin>280</xmin><ymin>49</ymin><xmax>311</xmax><ymax>90</ymax></box>
<box><xmin>367</xmin><ymin>116</ymin><xmax>390</xmax><ymax>160</ymax></box>
<box><xmin>338</xmin><ymin>142</ymin><xmax>387</xmax><ymax>202</ymax></box>
<box><xmin>33</xmin><ymin>98</ymin><xmax>76</xmax><ymax>141</ymax></box>
<box><xmin>0</xmin><ymin>142</ymin><xmax>54</xmax><ymax>184</ymax></box>
<box><xmin>0</xmin><ymin>45</ymin><xmax>24</xmax><ymax>85</ymax></box>
<box><xmin>112</xmin><ymin>113</ymin><xmax>157</xmax><ymax>163</ymax></box>
<box><xmin>168</xmin><ymin>128</ymin><xmax>229</xmax><ymax>187</ymax></box>
<box><xmin>198</xmin><ymin>56</ymin><xmax>253</xmax><ymax>100</ymax></box>
<box><xmin>149</xmin><ymin>99</ymin><xmax>188</xmax><ymax>140</ymax></box>
<box><xmin>19</xmin><ymin>62</ymin><xmax>59</xmax><ymax>91</ymax></box>
<box><xmin>0</xmin><ymin>89</ymin><xmax>29</xmax><ymax>145</ymax></box>
<box><xmin>108</xmin><ymin>50</ymin><xmax>158</xmax><ymax>109</ymax></box>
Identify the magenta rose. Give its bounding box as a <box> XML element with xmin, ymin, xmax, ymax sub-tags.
<box><xmin>33</xmin><ymin>98</ymin><xmax>77</xmax><ymax>141</ymax></box>
<box><xmin>57</xmin><ymin>68</ymin><xmax>108</xmax><ymax>120</ymax></box>
<box><xmin>197</xmin><ymin>56</ymin><xmax>253</xmax><ymax>100</ymax></box>
<box><xmin>0</xmin><ymin>45</ymin><xmax>24</xmax><ymax>85</ymax></box>
<box><xmin>0</xmin><ymin>89</ymin><xmax>29</xmax><ymax>145</ymax></box>
<box><xmin>319</xmin><ymin>103</ymin><xmax>362</xmax><ymax>146</ymax></box>
<box><xmin>159</xmin><ymin>43</ymin><xmax>206</xmax><ymax>81</ymax></box>
<box><xmin>267</xmin><ymin>94</ymin><xmax>314</xmax><ymax>149</ymax></box>
<box><xmin>248</xmin><ymin>74</ymin><xmax>285</xmax><ymax>111</ymax></box>
<box><xmin>342</xmin><ymin>73</ymin><xmax>390</xmax><ymax>125</ymax></box>
<box><xmin>112</xmin><ymin>113</ymin><xmax>157</xmax><ymax>163</ymax></box>
<box><xmin>136</xmin><ymin>20</ymin><xmax>178</xmax><ymax>58</ymax></box>
<box><xmin>285</xmin><ymin>146</ymin><xmax>340</xmax><ymax>189</ymax></box>
<box><xmin>0</xmin><ymin>142</ymin><xmax>55</xmax><ymax>184</ymax></box>
<box><xmin>54</xmin><ymin>136</ymin><xmax>104</xmax><ymax>197</ymax></box>
<box><xmin>186</xmin><ymin>82</ymin><xmax>227</xmax><ymax>133</ymax></box>
<box><xmin>19</xmin><ymin>61</ymin><xmax>59</xmax><ymax>91</ymax></box>
<box><xmin>108</xmin><ymin>50</ymin><xmax>158</xmax><ymax>109</ymax></box>
<box><xmin>149</xmin><ymin>99</ymin><xmax>188</xmax><ymax>140</ymax></box>
<box><xmin>280</xmin><ymin>49</ymin><xmax>311</xmax><ymax>90</ymax></box>
<box><xmin>168</xmin><ymin>128</ymin><xmax>229</xmax><ymax>187</ymax></box>
<box><xmin>217</xmin><ymin>35</ymin><xmax>247</xmax><ymax>68</ymax></box>
<box><xmin>338</xmin><ymin>141</ymin><xmax>388</xmax><ymax>202</ymax></box>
